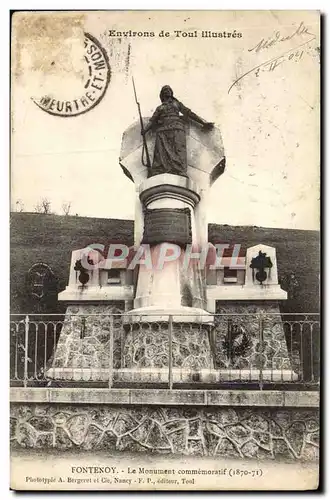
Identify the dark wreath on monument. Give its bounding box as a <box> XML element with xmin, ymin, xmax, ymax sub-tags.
<box><xmin>222</xmin><ymin>323</ymin><xmax>252</xmax><ymax>362</ymax></box>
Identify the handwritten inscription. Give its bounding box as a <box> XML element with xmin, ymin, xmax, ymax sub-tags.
<box><xmin>248</xmin><ymin>21</ymin><xmax>314</xmax><ymax>54</ymax></box>
<box><xmin>228</xmin><ymin>21</ymin><xmax>316</xmax><ymax>94</ymax></box>
<box><xmin>254</xmin><ymin>49</ymin><xmax>304</xmax><ymax>76</ymax></box>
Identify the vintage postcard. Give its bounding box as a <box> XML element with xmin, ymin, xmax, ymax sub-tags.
<box><xmin>10</xmin><ymin>10</ymin><xmax>320</xmax><ymax>491</ymax></box>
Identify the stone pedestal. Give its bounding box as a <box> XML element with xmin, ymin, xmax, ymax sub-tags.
<box><xmin>213</xmin><ymin>302</ymin><xmax>299</xmax><ymax>382</ymax></box>
<box><xmin>120</xmin><ymin>173</ymin><xmax>216</xmax><ymax>376</ymax></box>
<box><xmin>46</xmin><ymin>303</ymin><xmax>125</xmax><ymax>381</ymax></box>
<box><xmin>118</xmin><ymin>120</ymin><xmax>226</xmax><ymax>381</ymax></box>
<box><xmin>205</xmin><ymin>244</ymin><xmax>297</xmax><ymax>382</ymax></box>
<box><xmin>123</xmin><ymin>321</ymin><xmax>214</xmax><ymax>370</ymax></box>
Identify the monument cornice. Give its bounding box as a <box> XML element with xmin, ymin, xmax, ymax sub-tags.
<box><xmin>139</xmin><ymin>173</ymin><xmax>201</xmax><ymax>208</ymax></box>
<box><xmin>140</xmin><ymin>183</ymin><xmax>201</xmax><ymax>208</ymax></box>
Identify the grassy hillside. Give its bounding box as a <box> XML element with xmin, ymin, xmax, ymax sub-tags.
<box><xmin>10</xmin><ymin>213</ymin><xmax>319</xmax><ymax>314</ymax></box>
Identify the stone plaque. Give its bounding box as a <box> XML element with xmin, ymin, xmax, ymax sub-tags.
<box><xmin>142</xmin><ymin>207</ymin><xmax>192</xmax><ymax>246</ymax></box>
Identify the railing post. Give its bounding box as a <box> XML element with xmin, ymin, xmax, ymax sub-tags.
<box><xmin>310</xmin><ymin>323</ymin><xmax>314</xmax><ymax>384</ymax></box>
<box><xmin>109</xmin><ymin>315</ymin><xmax>114</xmax><ymax>389</ymax></box>
<box><xmin>14</xmin><ymin>323</ymin><xmax>19</xmax><ymax>380</ymax></box>
<box><xmin>227</xmin><ymin>318</ymin><xmax>232</xmax><ymax>367</ymax></box>
<box><xmin>23</xmin><ymin>315</ymin><xmax>29</xmax><ymax>388</ymax></box>
<box><xmin>168</xmin><ymin>315</ymin><xmax>173</xmax><ymax>390</ymax></box>
<box><xmin>300</xmin><ymin>322</ymin><xmax>304</xmax><ymax>382</ymax></box>
<box><xmin>34</xmin><ymin>323</ymin><xmax>38</xmax><ymax>379</ymax></box>
<box><xmin>120</xmin><ymin>317</ymin><xmax>125</xmax><ymax>369</ymax></box>
<box><xmin>258</xmin><ymin>313</ymin><xmax>264</xmax><ymax>391</ymax></box>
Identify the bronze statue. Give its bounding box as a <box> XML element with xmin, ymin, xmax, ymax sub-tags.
<box><xmin>142</xmin><ymin>85</ymin><xmax>214</xmax><ymax>178</ymax></box>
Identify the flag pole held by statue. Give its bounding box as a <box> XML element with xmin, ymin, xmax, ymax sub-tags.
<box><xmin>132</xmin><ymin>77</ymin><xmax>152</xmax><ymax>170</ymax></box>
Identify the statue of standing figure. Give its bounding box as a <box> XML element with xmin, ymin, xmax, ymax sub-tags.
<box><xmin>142</xmin><ymin>85</ymin><xmax>214</xmax><ymax>178</ymax></box>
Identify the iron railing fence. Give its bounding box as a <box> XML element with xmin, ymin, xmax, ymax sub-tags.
<box><xmin>10</xmin><ymin>313</ymin><xmax>320</xmax><ymax>390</ymax></box>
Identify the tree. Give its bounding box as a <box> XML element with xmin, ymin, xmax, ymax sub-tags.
<box><xmin>14</xmin><ymin>199</ymin><xmax>24</xmax><ymax>212</ymax></box>
<box><xmin>62</xmin><ymin>202</ymin><xmax>72</xmax><ymax>216</ymax></box>
<box><xmin>34</xmin><ymin>198</ymin><xmax>52</xmax><ymax>214</ymax></box>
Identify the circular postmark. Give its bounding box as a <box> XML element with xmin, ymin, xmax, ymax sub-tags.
<box><xmin>32</xmin><ymin>33</ymin><xmax>111</xmax><ymax>117</ymax></box>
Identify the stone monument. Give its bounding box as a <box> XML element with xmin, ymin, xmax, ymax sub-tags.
<box><xmin>48</xmin><ymin>84</ymin><xmax>295</xmax><ymax>384</ymax></box>
<box><xmin>11</xmin><ymin>84</ymin><xmax>318</xmax><ymax>464</ymax></box>
<box><xmin>116</xmin><ymin>84</ymin><xmax>225</xmax><ymax>383</ymax></box>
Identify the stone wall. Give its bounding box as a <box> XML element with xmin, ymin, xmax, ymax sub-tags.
<box><xmin>50</xmin><ymin>306</ymin><xmax>214</xmax><ymax>375</ymax></box>
<box><xmin>123</xmin><ymin>323</ymin><xmax>213</xmax><ymax>369</ymax></box>
<box><xmin>48</xmin><ymin>302</ymin><xmax>306</xmax><ymax>378</ymax></box>
<box><xmin>10</xmin><ymin>403</ymin><xmax>318</xmax><ymax>461</ymax></box>
<box><xmin>51</xmin><ymin>304</ymin><xmax>125</xmax><ymax>370</ymax></box>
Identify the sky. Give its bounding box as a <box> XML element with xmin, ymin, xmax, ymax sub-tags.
<box><xmin>11</xmin><ymin>10</ymin><xmax>320</xmax><ymax>230</ymax></box>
